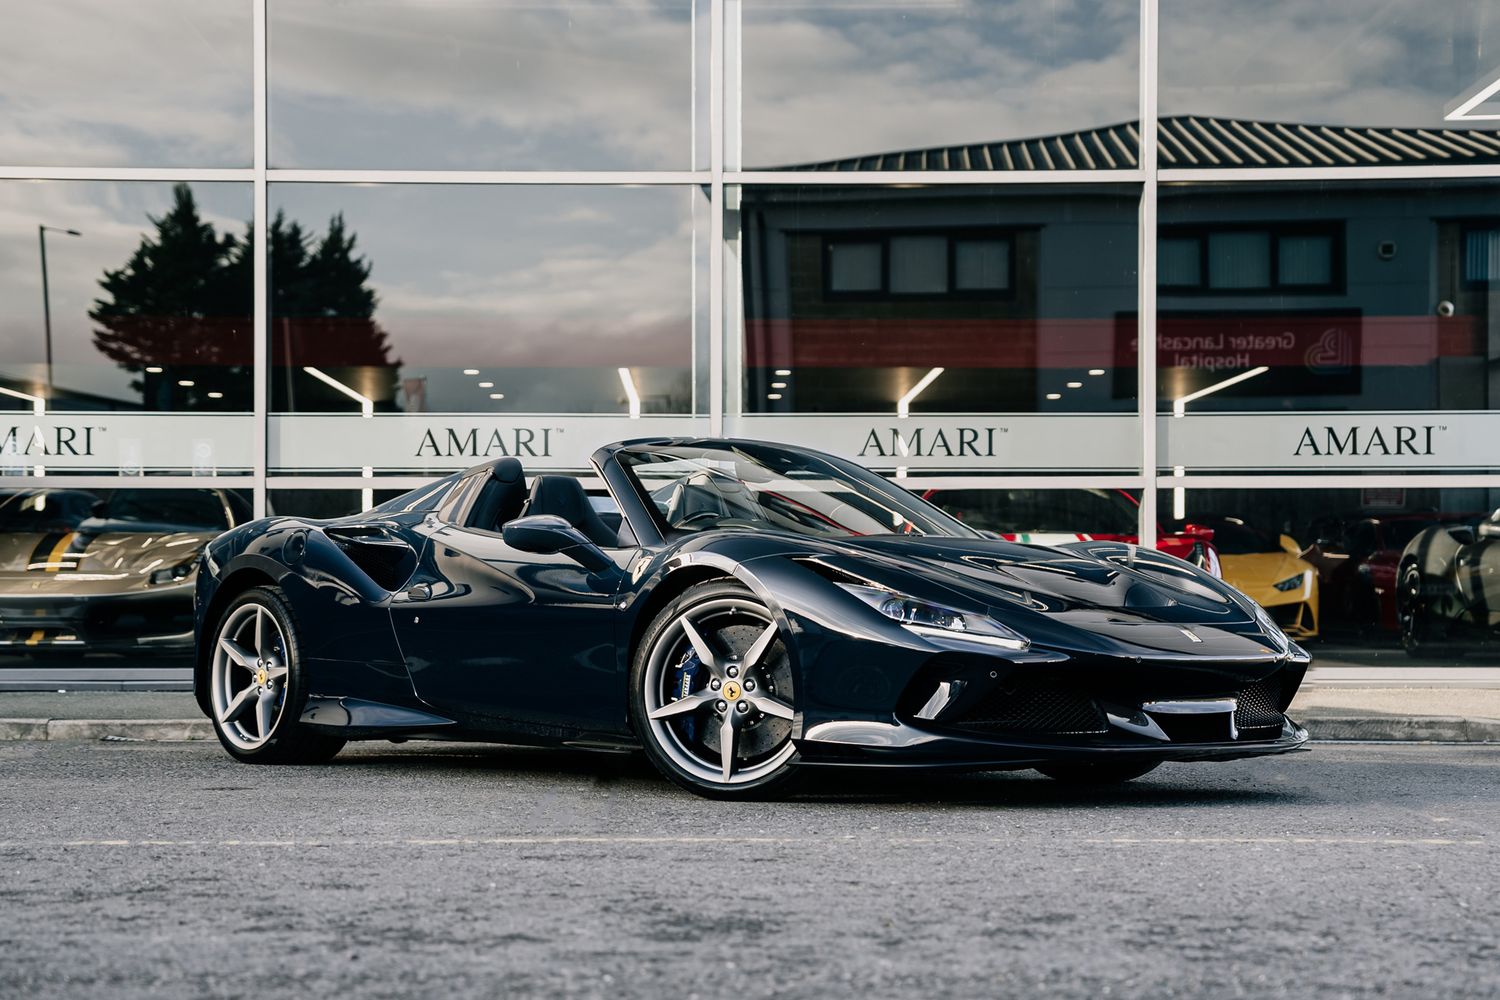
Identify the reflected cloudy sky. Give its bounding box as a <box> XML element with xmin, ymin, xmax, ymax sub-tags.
<box><xmin>738</xmin><ymin>0</ymin><xmax>1139</xmax><ymax>168</ymax></box>
<box><xmin>1161</xmin><ymin>0</ymin><xmax>1499</xmax><ymax>128</ymax></box>
<box><xmin>0</xmin><ymin>1</ymin><xmax>250</xmax><ymax>166</ymax></box>
<box><xmin>270</xmin><ymin>0</ymin><xmax>703</xmax><ymax>170</ymax></box>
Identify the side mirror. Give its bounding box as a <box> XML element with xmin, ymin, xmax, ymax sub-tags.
<box><xmin>1180</xmin><ymin>523</ymin><xmax>1215</xmax><ymax>542</ymax></box>
<box><xmin>502</xmin><ymin>514</ymin><xmax>614</xmax><ymax>573</ymax></box>
<box><xmin>1280</xmin><ymin>534</ymin><xmax>1301</xmax><ymax>555</ymax></box>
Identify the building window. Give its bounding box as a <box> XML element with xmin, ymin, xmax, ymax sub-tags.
<box><xmin>1159</xmin><ymin>224</ymin><xmax>1342</xmax><ymax>294</ymax></box>
<box><xmin>1463</xmin><ymin>225</ymin><xmax>1500</xmax><ymax>286</ymax></box>
<box><xmin>822</xmin><ymin>231</ymin><xmax>1015</xmax><ymax>299</ymax></box>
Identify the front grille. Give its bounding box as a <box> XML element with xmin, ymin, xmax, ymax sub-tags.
<box><xmin>951</xmin><ymin>681</ymin><xmax>1108</xmax><ymax>736</ymax></box>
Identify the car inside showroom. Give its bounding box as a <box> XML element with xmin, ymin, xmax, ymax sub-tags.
<box><xmin>1</xmin><ymin>0</ymin><xmax>1497</xmax><ymax>683</ymax></box>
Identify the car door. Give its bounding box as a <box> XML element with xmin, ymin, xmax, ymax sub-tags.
<box><xmin>391</xmin><ymin>517</ymin><xmax>629</xmax><ymax>734</ymax></box>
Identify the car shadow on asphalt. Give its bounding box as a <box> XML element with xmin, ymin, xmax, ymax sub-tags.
<box><xmin>322</xmin><ymin>741</ymin><xmax>1306</xmax><ymax>809</ymax></box>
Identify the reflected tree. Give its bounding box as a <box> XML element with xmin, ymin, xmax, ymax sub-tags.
<box><xmin>90</xmin><ymin>184</ymin><xmax>398</xmax><ymax>411</ymax></box>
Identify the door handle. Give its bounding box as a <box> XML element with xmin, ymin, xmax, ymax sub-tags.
<box><xmin>406</xmin><ymin>583</ymin><xmax>432</xmax><ymax>602</ymax></box>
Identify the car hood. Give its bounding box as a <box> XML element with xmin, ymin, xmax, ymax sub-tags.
<box><xmin>742</xmin><ymin>532</ymin><xmax>1284</xmax><ymax>660</ymax></box>
<box><xmin>0</xmin><ymin>529</ymin><xmax>213</xmax><ymax>595</ymax></box>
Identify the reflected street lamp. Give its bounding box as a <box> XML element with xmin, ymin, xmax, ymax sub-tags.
<box><xmin>38</xmin><ymin>225</ymin><xmax>82</xmax><ymax>393</ymax></box>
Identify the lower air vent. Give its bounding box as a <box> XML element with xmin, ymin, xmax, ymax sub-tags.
<box><xmin>1234</xmin><ymin>676</ymin><xmax>1285</xmax><ymax>739</ymax></box>
<box><xmin>950</xmin><ymin>682</ymin><xmax>1108</xmax><ymax>736</ymax></box>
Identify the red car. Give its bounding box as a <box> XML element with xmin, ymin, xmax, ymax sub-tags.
<box><xmin>1322</xmin><ymin>513</ymin><xmax>1481</xmax><ymax>632</ymax></box>
<box><xmin>922</xmin><ymin>488</ymin><xmax>1222</xmax><ymax>578</ymax></box>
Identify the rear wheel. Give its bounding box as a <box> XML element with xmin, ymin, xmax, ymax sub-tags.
<box><xmin>1035</xmin><ymin>761</ymin><xmax>1160</xmax><ymax>784</ymax></box>
<box><xmin>630</xmin><ymin>581</ymin><xmax>798</xmax><ymax>799</ymax></box>
<box><xmin>208</xmin><ymin>587</ymin><xmax>345</xmax><ymax>765</ymax></box>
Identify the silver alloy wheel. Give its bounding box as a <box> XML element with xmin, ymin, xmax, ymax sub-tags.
<box><xmin>643</xmin><ymin>597</ymin><xmax>796</xmax><ymax>786</ymax></box>
<box><xmin>210</xmin><ymin>602</ymin><xmax>291</xmax><ymax>750</ymax></box>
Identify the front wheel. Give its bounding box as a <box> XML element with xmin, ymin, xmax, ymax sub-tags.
<box><xmin>630</xmin><ymin>581</ymin><xmax>799</xmax><ymax>799</ymax></box>
<box><xmin>208</xmin><ymin>587</ymin><xmax>346</xmax><ymax>765</ymax></box>
<box><xmin>1035</xmin><ymin>761</ymin><xmax>1160</xmax><ymax>784</ymax></box>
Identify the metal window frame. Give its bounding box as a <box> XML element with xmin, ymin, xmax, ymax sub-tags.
<box><xmin>0</xmin><ymin>0</ymin><xmax>1496</xmax><ymax>528</ymax></box>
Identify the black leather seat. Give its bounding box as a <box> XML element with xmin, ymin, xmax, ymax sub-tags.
<box><xmin>521</xmin><ymin>475</ymin><xmax>617</xmax><ymax>547</ymax></box>
<box><xmin>466</xmin><ymin>457</ymin><xmax>528</xmax><ymax>532</ymax></box>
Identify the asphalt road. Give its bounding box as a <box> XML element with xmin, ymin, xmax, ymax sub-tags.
<box><xmin>1</xmin><ymin>741</ymin><xmax>1496</xmax><ymax>999</ymax></box>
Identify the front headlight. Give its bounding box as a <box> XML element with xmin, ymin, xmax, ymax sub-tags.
<box><xmin>1272</xmin><ymin>572</ymin><xmax>1306</xmax><ymax>593</ymax></box>
<box><xmin>148</xmin><ymin>556</ymin><xmax>198</xmax><ymax>586</ymax></box>
<box><xmin>836</xmin><ymin>583</ymin><xmax>1030</xmax><ymax>650</ymax></box>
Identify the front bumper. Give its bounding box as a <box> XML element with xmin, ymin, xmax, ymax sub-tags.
<box><xmin>0</xmin><ymin>588</ymin><xmax>196</xmax><ymax>655</ymax></box>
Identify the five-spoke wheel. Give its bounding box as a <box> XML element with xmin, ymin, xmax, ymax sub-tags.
<box><xmin>632</xmin><ymin>581</ymin><xmax>798</xmax><ymax>797</ymax></box>
<box><xmin>208</xmin><ymin>587</ymin><xmax>345</xmax><ymax>764</ymax></box>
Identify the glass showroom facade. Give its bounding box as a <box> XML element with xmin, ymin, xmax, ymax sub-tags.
<box><xmin>1</xmin><ymin>0</ymin><xmax>1498</xmax><ymax>665</ymax></box>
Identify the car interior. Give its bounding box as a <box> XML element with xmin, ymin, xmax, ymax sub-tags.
<box><xmin>457</xmin><ymin>457</ymin><xmax>623</xmax><ymax>547</ymax></box>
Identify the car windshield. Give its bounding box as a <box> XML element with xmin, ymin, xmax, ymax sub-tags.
<box><xmin>0</xmin><ymin>490</ymin><xmax>98</xmax><ymax>533</ymax></box>
<box><xmin>618</xmin><ymin>442</ymin><xmax>976</xmax><ymax>539</ymax></box>
<box><xmin>927</xmin><ymin>488</ymin><xmax>1137</xmax><ymax>535</ymax></box>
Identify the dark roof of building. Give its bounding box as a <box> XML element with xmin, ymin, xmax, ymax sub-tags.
<box><xmin>779</xmin><ymin>116</ymin><xmax>1500</xmax><ymax>171</ymax></box>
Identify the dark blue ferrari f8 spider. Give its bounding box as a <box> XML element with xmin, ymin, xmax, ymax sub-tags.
<box><xmin>194</xmin><ymin>438</ymin><xmax>1310</xmax><ymax>798</ymax></box>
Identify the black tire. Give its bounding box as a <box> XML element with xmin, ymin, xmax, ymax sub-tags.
<box><xmin>207</xmin><ymin>586</ymin><xmax>346</xmax><ymax>765</ymax></box>
<box><xmin>1034</xmin><ymin>760</ymin><xmax>1161</xmax><ymax>784</ymax></box>
<box><xmin>1397</xmin><ymin>561</ymin><xmax>1436</xmax><ymax>657</ymax></box>
<box><xmin>630</xmin><ymin>580</ymin><xmax>800</xmax><ymax>799</ymax></box>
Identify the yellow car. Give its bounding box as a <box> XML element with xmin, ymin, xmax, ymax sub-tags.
<box><xmin>1193</xmin><ymin>516</ymin><xmax>1319</xmax><ymax>640</ymax></box>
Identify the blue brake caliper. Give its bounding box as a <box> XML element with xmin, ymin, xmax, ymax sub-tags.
<box><xmin>671</xmin><ymin>649</ymin><xmax>704</xmax><ymax>741</ymax></box>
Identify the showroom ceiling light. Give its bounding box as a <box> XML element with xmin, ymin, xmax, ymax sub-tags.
<box><xmin>489</xmin><ymin>393</ymin><xmax>505</xmax><ymax>400</ymax></box>
<box><xmin>304</xmin><ymin>365</ymin><xmax>374</xmax><ymax>418</ymax></box>
<box><xmin>1066</xmin><ymin>381</ymin><xmax>1083</xmax><ymax>389</ymax></box>
<box><xmin>463</xmin><ymin>368</ymin><xmax>480</xmax><ymax>376</ymax></box>
<box><xmin>178</xmin><ymin>379</ymin><xmax>194</xmax><ymax>387</ymax></box>
<box><xmin>767</xmin><ymin>393</ymin><xmax>783</xmax><ymax>400</ymax></box>
<box><xmin>617</xmin><ymin>367</ymin><xmax>641</xmax><ymax>419</ymax></box>
<box><xmin>1088</xmin><ymin>369</ymin><xmax>1105</xmax><ymax>376</ymax></box>
<box><xmin>478</xmin><ymin>381</ymin><xmax>494</xmax><ymax>388</ymax></box>
<box><xmin>146</xmin><ymin>365</ymin><xmax>163</xmax><ymax>373</ymax></box>
<box><xmin>897</xmin><ymin>367</ymin><xmax>944</xmax><ymax>418</ymax></box>
<box><xmin>774</xmin><ymin>369</ymin><xmax>792</xmax><ymax>377</ymax></box>
<box><xmin>1046</xmin><ymin>392</ymin><xmax>1062</xmax><ymax>400</ymax></box>
<box><xmin>1172</xmin><ymin>366</ymin><xmax>1269</xmax><ymax>417</ymax></box>
<box><xmin>207</xmin><ymin>391</ymin><xmax>223</xmax><ymax>399</ymax></box>
<box><xmin>771</xmin><ymin>381</ymin><xmax>787</xmax><ymax>389</ymax></box>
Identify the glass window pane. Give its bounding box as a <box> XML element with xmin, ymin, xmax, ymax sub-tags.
<box><xmin>1279</xmin><ymin>234</ymin><xmax>1334</xmax><ymax>286</ymax></box>
<box><xmin>889</xmin><ymin>236</ymin><xmax>947</xmax><ymax>294</ymax></box>
<box><xmin>1161</xmin><ymin>0</ymin><xmax>1500</xmax><ymax>152</ymax></box>
<box><xmin>1206</xmin><ymin>232</ymin><xmax>1271</xmax><ymax>289</ymax></box>
<box><xmin>1159</xmin><ymin>237</ymin><xmax>1202</xmax><ymax>287</ymax></box>
<box><xmin>0</xmin><ymin>486</ymin><xmax>251</xmax><ymax>660</ymax></box>
<box><xmin>954</xmin><ymin>240</ymin><xmax>1010</xmax><ymax>292</ymax></box>
<box><xmin>740</xmin><ymin>184</ymin><xmax>1139</xmax><ymax>418</ymax></box>
<box><xmin>827</xmin><ymin>242</ymin><xmax>882</xmax><ymax>292</ymax></box>
<box><xmin>270</xmin><ymin>0</ymin><xmax>700</xmax><ymax>169</ymax></box>
<box><xmin>0</xmin><ymin>181</ymin><xmax>253</xmax><ymax>415</ymax></box>
<box><xmin>1466</xmin><ymin>228</ymin><xmax>1500</xmax><ymax>284</ymax></box>
<box><xmin>1156</xmin><ymin>486</ymin><xmax>1500</xmax><ymax>666</ymax></box>
<box><xmin>738</xmin><ymin>1</ymin><xmax>1139</xmax><ymax>171</ymax></box>
<box><xmin>0</xmin><ymin>1</ymin><xmax>252</xmax><ymax>167</ymax></box>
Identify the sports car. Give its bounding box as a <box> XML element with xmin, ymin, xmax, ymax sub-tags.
<box><xmin>1397</xmin><ymin>510</ymin><xmax>1500</xmax><ymax>654</ymax></box>
<box><xmin>1186</xmin><ymin>516</ymin><xmax>1320</xmax><ymax>640</ymax></box>
<box><xmin>0</xmin><ymin>487</ymin><xmax>250</xmax><ymax>654</ymax></box>
<box><xmin>193</xmin><ymin>438</ymin><xmax>1311</xmax><ymax>798</ymax></box>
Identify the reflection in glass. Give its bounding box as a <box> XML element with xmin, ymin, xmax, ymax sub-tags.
<box><xmin>0</xmin><ymin>0</ymin><xmax>251</xmax><ymax>167</ymax></box>
<box><xmin>738</xmin><ymin>185</ymin><xmax>1139</xmax><ymax>413</ymax></box>
<box><xmin>270</xmin><ymin>0</ymin><xmax>700</xmax><ymax>170</ymax></box>
<box><xmin>1161</xmin><ymin>0</ymin><xmax>1500</xmax><ymax>134</ymax></box>
<box><xmin>0</xmin><ymin>486</ymin><xmax>251</xmax><ymax>658</ymax></box>
<box><xmin>0</xmin><ymin>182</ymin><xmax>253</xmax><ymax>413</ymax></box>
<box><xmin>1155</xmin><ymin>486</ymin><xmax>1500</xmax><ymax>664</ymax></box>
<box><xmin>1155</xmin><ymin>180</ymin><xmax>1500</xmax><ymax>412</ymax></box>
<box><xmin>737</xmin><ymin>0</ymin><xmax>1138</xmax><ymax>169</ymax></box>
<box><xmin>270</xmin><ymin>184</ymin><xmax>706</xmax><ymax>414</ymax></box>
